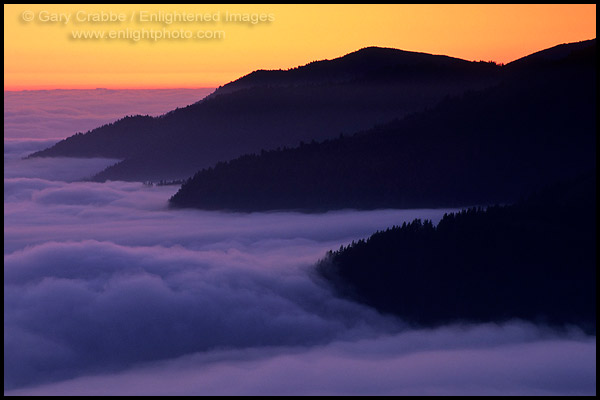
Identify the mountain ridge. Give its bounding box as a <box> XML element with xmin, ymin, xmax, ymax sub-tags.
<box><xmin>27</xmin><ymin>39</ymin><xmax>595</xmax><ymax>188</ymax></box>
<box><xmin>169</xmin><ymin>39</ymin><xmax>596</xmax><ymax>211</ymax></box>
<box><xmin>27</xmin><ymin>45</ymin><xmax>505</xmax><ymax>181</ymax></box>
<box><xmin>316</xmin><ymin>172</ymin><xmax>596</xmax><ymax>331</ymax></box>
<box><xmin>211</xmin><ymin>45</ymin><xmax>495</xmax><ymax>96</ymax></box>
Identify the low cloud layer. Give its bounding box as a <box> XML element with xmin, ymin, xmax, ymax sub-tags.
<box><xmin>5</xmin><ymin>151</ymin><xmax>461</xmax><ymax>392</ymax></box>
<box><xmin>5</xmin><ymin>153</ymin><xmax>596</xmax><ymax>395</ymax></box>
<box><xmin>6</xmin><ymin>324</ymin><xmax>595</xmax><ymax>396</ymax></box>
<box><xmin>4</xmin><ymin>90</ymin><xmax>596</xmax><ymax>395</ymax></box>
<box><xmin>5</xmin><ymin>237</ymin><xmax>400</xmax><ymax>390</ymax></box>
<box><xmin>4</xmin><ymin>156</ymin><xmax>121</xmax><ymax>182</ymax></box>
<box><xmin>4</xmin><ymin>89</ymin><xmax>214</xmax><ymax>140</ymax></box>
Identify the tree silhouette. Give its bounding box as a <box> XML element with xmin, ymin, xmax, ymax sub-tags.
<box><xmin>316</xmin><ymin>173</ymin><xmax>596</xmax><ymax>332</ymax></box>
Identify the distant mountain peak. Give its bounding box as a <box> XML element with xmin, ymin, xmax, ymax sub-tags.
<box><xmin>27</xmin><ymin>39</ymin><xmax>594</xmax><ymax>184</ymax></box>
<box><xmin>212</xmin><ymin>45</ymin><xmax>484</xmax><ymax>98</ymax></box>
<box><xmin>343</xmin><ymin>45</ymin><xmax>403</xmax><ymax>55</ymax></box>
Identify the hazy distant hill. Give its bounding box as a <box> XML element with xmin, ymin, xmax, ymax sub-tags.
<box><xmin>28</xmin><ymin>47</ymin><xmax>502</xmax><ymax>181</ymax></box>
<box><xmin>170</xmin><ymin>39</ymin><xmax>596</xmax><ymax>211</ymax></box>
<box><xmin>316</xmin><ymin>172</ymin><xmax>596</xmax><ymax>332</ymax></box>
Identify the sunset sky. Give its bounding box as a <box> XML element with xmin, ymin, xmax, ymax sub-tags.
<box><xmin>4</xmin><ymin>4</ymin><xmax>596</xmax><ymax>90</ymax></box>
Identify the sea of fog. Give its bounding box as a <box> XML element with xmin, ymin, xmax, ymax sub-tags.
<box><xmin>3</xmin><ymin>90</ymin><xmax>596</xmax><ymax>395</ymax></box>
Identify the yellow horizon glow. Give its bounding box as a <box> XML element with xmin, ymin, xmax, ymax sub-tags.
<box><xmin>4</xmin><ymin>4</ymin><xmax>596</xmax><ymax>90</ymax></box>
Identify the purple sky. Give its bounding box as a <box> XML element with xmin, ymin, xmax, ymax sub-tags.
<box><xmin>3</xmin><ymin>90</ymin><xmax>596</xmax><ymax>395</ymax></box>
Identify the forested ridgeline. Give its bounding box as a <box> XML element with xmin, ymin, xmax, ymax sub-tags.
<box><xmin>316</xmin><ymin>173</ymin><xmax>596</xmax><ymax>332</ymax></box>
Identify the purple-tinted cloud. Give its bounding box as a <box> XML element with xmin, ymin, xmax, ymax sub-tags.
<box><xmin>4</xmin><ymin>89</ymin><xmax>214</xmax><ymax>140</ymax></box>
<box><xmin>8</xmin><ymin>155</ymin><xmax>459</xmax><ymax>391</ymax></box>
<box><xmin>3</xmin><ymin>138</ymin><xmax>60</xmax><ymax>160</ymax></box>
<box><xmin>5</xmin><ymin>325</ymin><xmax>595</xmax><ymax>396</ymax></box>
<box><xmin>4</xmin><ymin>154</ymin><xmax>458</xmax><ymax>255</ymax></box>
<box><xmin>3</xmin><ymin>158</ymin><xmax>121</xmax><ymax>182</ymax></box>
<box><xmin>4</xmin><ymin>162</ymin><xmax>596</xmax><ymax>394</ymax></box>
<box><xmin>4</xmin><ymin>237</ymin><xmax>401</xmax><ymax>390</ymax></box>
<box><xmin>4</xmin><ymin>93</ymin><xmax>595</xmax><ymax>395</ymax></box>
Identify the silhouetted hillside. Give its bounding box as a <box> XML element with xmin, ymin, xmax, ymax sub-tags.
<box><xmin>504</xmin><ymin>39</ymin><xmax>596</xmax><ymax>71</ymax></box>
<box><xmin>212</xmin><ymin>46</ymin><xmax>500</xmax><ymax>96</ymax></box>
<box><xmin>316</xmin><ymin>172</ymin><xmax>596</xmax><ymax>332</ymax></box>
<box><xmin>169</xmin><ymin>39</ymin><xmax>596</xmax><ymax>211</ymax></box>
<box><xmin>28</xmin><ymin>47</ymin><xmax>502</xmax><ymax>181</ymax></box>
<box><xmin>27</xmin><ymin>115</ymin><xmax>159</xmax><ymax>159</ymax></box>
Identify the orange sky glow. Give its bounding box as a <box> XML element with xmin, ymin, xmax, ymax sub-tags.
<box><xmin>4</xmin><ymin>4</ymin><xmax>596</xmax><ymax>90</ymax></box>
